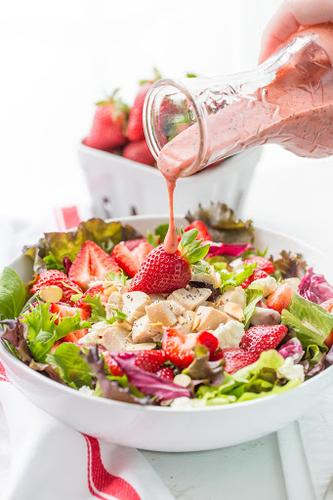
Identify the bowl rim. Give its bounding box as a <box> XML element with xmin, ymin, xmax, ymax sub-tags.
<box><xmin>1</xmin><ymin>218</ymin><xmax>332</xmax><ymax>414</ymax></box>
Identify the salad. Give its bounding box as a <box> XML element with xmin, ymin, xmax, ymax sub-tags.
<box><xmin>1</xmin><ymin>202</ymin><xmax>333</xmax><ymax>408</ymax></box>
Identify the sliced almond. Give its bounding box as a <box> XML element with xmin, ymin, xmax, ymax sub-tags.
<box><xmin>173</xmin><ymin>374</ymin><xmax>192</xmax><ymax>387</ymax></box>
<box><xmin>39</xmin><ymin>285</ymin><xmax>63</xmax><ymax>303</ymax></box>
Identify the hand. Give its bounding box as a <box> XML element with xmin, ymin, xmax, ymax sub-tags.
<box><xmin>259</xmin><ymin>0</ymin><xmax>333</xmax><ymax>62</ymax></box>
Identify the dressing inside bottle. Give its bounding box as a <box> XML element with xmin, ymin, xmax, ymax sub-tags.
<box><xmin>144</xmin><ymin>24</ymin><xmax>333</xmax><ymax>181</ymax></box>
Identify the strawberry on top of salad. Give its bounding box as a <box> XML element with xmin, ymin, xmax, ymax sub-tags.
<box><xmin>1</xmin><ymin>203</ymin><xmax>333</xmax><ymax>407</ymax></box>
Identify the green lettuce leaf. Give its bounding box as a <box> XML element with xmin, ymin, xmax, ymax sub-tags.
<box><xmin>196</xmin><ymin>350</ymin><xmax>301</xmax><ymax>406</ymax></box>
<box><xmin>0</xmin><ymin>267</ymin><xmax>26</xmax><ymax>320</ymax></box>
<box><xmin>24</xmin><ymin>218</ymin><xmax>141</xmax><ymax>271</ymax></box>
<box><xmin>83</xmin><ymin>295</ymin><xmax>127</xmax><ymax>324</ymax></box>
<box><xmin>22</xmin><ymin>303</ymin><xmax>85</xmax><ymax>362</ymax></box>
<box><xmin>244</xmin><ymin>289</ymin><xmax>263</xmax><ymax>328</ymax></box>
<box><xmin>281</xmin><ymin>294</ymin><xmax>333</xmax><ymax>349</ymax></box>
<box><xmin>47</xmin><ymin>343</ymin><xmax>93</xmax><ymax>389</ymax></box>
<box><xmin>186</xmin><ymin>202</ymin><xmax>254</xmax><ymax>243</ymax></box>
<box><xmin>219</xmin><ymin>263</ymin><xmax>256</xmax><ymax>291</ymax></box>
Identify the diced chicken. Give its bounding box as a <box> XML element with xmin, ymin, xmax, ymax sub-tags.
<box><xmin>150</xmin><ymin>294</ymin><xmax>168</xmax><ymax>303</ymax></box>
<box><xmin>122</xmin><ymin>291</ymin><xmax>151</xmax><ymax>322</ymax></box>
<box><xmin>248</xmin><ymin>276</ymin><xmax>277</xmax><ymax>297</ymax></box>
<box><xmin>194</xmin><ymin>306</ymin><xmax>229</xmax><ymax>331</ymax></box>
<box><xmin>168</xmin><ymin>287</ymin><xmax>212</xmax><ymax>311</ymax></box>
<box><xmin>223</xmin><ymin>302</ymin><xmax>244</xmax><ymax>322</ymax></box>
<box><xmin>167</xmin><ymin>300</ymin><xmax>186</xmax><ymax>316</ymax></box>
<box><xmin>178</xmin><ymin>310</ymin><xmax>196</xmax><ymax>334</ymax></box>
<box><xmin>250</xmin><ymin>307</ymin><xmax>281</xmax><ymax>326</ymax></box>
<box><xmin>220</xmin><ymin>286</ymin><xmax>246</xmax><ymax>308</ymax></box>
<box><xmin>100</xmin><ymin>324</ymin><xmax>129</xmax><ymax>352</ymax></box>
<box><xmin>146</xmin><ymin>301</ymin><xmax>177</xmax><ymax>326</ymax></box>
<box><xmin>214</xmin><ymin>320</ymin><xmax>245</xmax><ymax>349</ymax></box>
<box><xmin>132</xmin><ymin>315</ymin><xmax>159</xmax><ymax>343</ymax></box>
<box><xmin>125</xmin><ymin>342</ymin><xmax>157</xmax><ymax>351</ymax></box>
<box><xmin>105</xmin><ymin>291</ymin><xmax>123</xmax><ymax>319</ymax></box>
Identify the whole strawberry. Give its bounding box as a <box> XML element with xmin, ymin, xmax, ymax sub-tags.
<box><xmin>126</xmin><ymin>69</ymin><xmax>161</xmax><ymax>141</ymax></box>
<box><xmin>84</xmin><ymin>90</ymin><xmax>129</xmax><ymax>152</ymax></box>
<box><xmin>129</xmin><ymin>229</ymin><xmax>210</xmax><ymax>294</ymax></box>
<box><xmin>240</xmin><ymin>324</ymin><xmax>288</xmax><ymax>356</ymax></box>
<box><xmin>123</xmin><ymin>140</ymin><xmax>155</xmax><ymax>166</ymax></box>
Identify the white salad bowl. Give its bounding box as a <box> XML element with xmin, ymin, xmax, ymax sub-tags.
<box><xmin>1</xmin><ymin>215</ymin><xmax>332</xmax><ymax>452</ymax></box>
<box><xmin>78</xmin><ymin>144</ymin><xmax>261</xmax><ymax>218</ymax></box>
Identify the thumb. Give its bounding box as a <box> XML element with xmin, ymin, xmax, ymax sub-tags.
<box><xmin>259</xmin><ymin>7</ymin><xmax>300</xmax><ymax>63</ymax></box>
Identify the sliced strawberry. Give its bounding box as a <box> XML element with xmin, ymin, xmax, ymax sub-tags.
<box><xmin>104</xmin><ymin>353</ymin><xmax>124</xmax><ymax>377</ymax></box>
<box><xmin>156</xmin><ymin>367</ymin><xmax>175</xmax><ymax>381</ymax></box>
<box><xmin>210</xmin><ymin>348</ymin><xmax>224</xmax><ymax>361</ymax></box>
<box><xmin>125</xmin><ymin>239</ymin><xmax>146</xmax><ymax>251</ymax></box>
<box><xmin>197</xmin><ymin>331</ymin><xmax>219</xmax><ymax>356</ymax></box>
<box><xmin>162</xmin><ymin>328</ymin><xmax>196</xmax><ymax>369</ymax></box>
<box><xmin>241</xmin><ymin>269</ymin><xmax>269</xmax><ymax>289</ymax></box>
<box><xmin>69</xmin><ymin>240</ymin><xmax>119</xmax><ymax>290</ymax></box>
<box><xmin>240</xmin><ymin>324</ymin><xmax>288</xmax><ymax>357</ymax></box>
<box><xmin>185</xmin><ymin>220</ymin><xmax>212</xmax><ymax>241</ymax></box>
<box><xmin>64</xmin><ymin>329</ymin><xmax>88</xmax><ymax>343</ymax></box>
<box><xmin>134</xmin><ymin>350</ymin><xmax>166</xmax><ymax>373</ymax></box>
<box><xmin>50</xmin><ymin>302</ymin><xmax>90</xmax><ymax>320</ymax></box>
<box><xmin>245</xmin><ymin>256</ymin><xmax>275</xmax><ymax>274</ymax></box>
<box><xmin>222</xmin><ymin>348</ymin><xmax>257</xmax><ymax>374</ymax></box>
<box><xmin>112</xmin><ymin>240</ymin><xmax>153</xmax><ymax>277</ymax></box>
<box><xmin>31</xmin><ymin>270</ymin><xmax>82</xmax><ymax>304</ymax></box>
<box><xmin>266</xmin><ymin>284</ymin><xmax>294</xmax><ymax>313</ymax></box>
<box><xmin>49</xmin><ymin>302</ymin><xmax>89</xmax><ymax>344</ymax></box>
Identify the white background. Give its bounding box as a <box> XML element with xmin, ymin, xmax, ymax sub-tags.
<box><xmin>0</xmin><ymin>0</ymin><xmax>332</xmax><ymax>258</ymax></box>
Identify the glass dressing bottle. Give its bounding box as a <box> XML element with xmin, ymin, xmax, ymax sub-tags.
<box><xmin>143</xmin><ymin>24</ymin><xmax>333</xmax><ymax>179</ymax></box>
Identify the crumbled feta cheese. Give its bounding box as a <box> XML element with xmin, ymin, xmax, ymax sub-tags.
<box><xmin>248</xmin><ymin>276</ymin><xmax>277</xmax><ymax>297</ymax></box>
<box><xmin>79</xmin><ymin>386</ymin><xmax>94</xmax><ymax>396</ymax></box>
<box><xmin>214</xmin><ymin>320</ymin><xmax>245</xmax><ymax>349</ymax></box>
<box><xmin>278</xmin><ymin>358</ymin><xmax>305</xmax><ymax>382</ymax></box>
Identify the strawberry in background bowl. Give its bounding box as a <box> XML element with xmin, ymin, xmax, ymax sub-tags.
<box><xmin>82</xmin><ymin>69</ymin><xmax>161</xmax><ymax>166</ymax></box>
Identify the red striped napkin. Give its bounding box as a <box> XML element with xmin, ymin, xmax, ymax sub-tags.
<box><xmin>0</xmin><ymin>362</ymin><xmax>173</xmax><ymax>500</ymax></box>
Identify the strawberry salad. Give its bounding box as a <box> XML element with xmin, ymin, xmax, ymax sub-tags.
<box><xmin>1</xmin><ymin>203</ymin><xmax>333</xmax><ymax>407</ymax></box>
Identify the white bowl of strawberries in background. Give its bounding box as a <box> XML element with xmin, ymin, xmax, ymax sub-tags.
<box><xmin>1</xmin><ymin>203</ymin><xmax>333</xmax><ymax>452</ymax></box>
<box><xmin>79</xmin><ymin>71</ymin><xmax>262</xmax><ymax>218</ymax></box>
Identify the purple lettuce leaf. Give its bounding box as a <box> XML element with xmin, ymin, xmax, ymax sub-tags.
<box><xmin>208</xmin><ymin>242</ymin><xmax>251</xmax><ymax>258</ymax></box>
<box><xmin>113</xmin><ymin>353</ymin><xmax>191</xmax><ymax>401</ymax></box>
<box><xmin>278</xmin><ymin>338</ymin><xmax>304</xmax><ymax>363</ymax></box>
<box><xmin>299</xmin><ymin>268</ymin><xmax>333</xmax><ymax>305</ymax></box>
